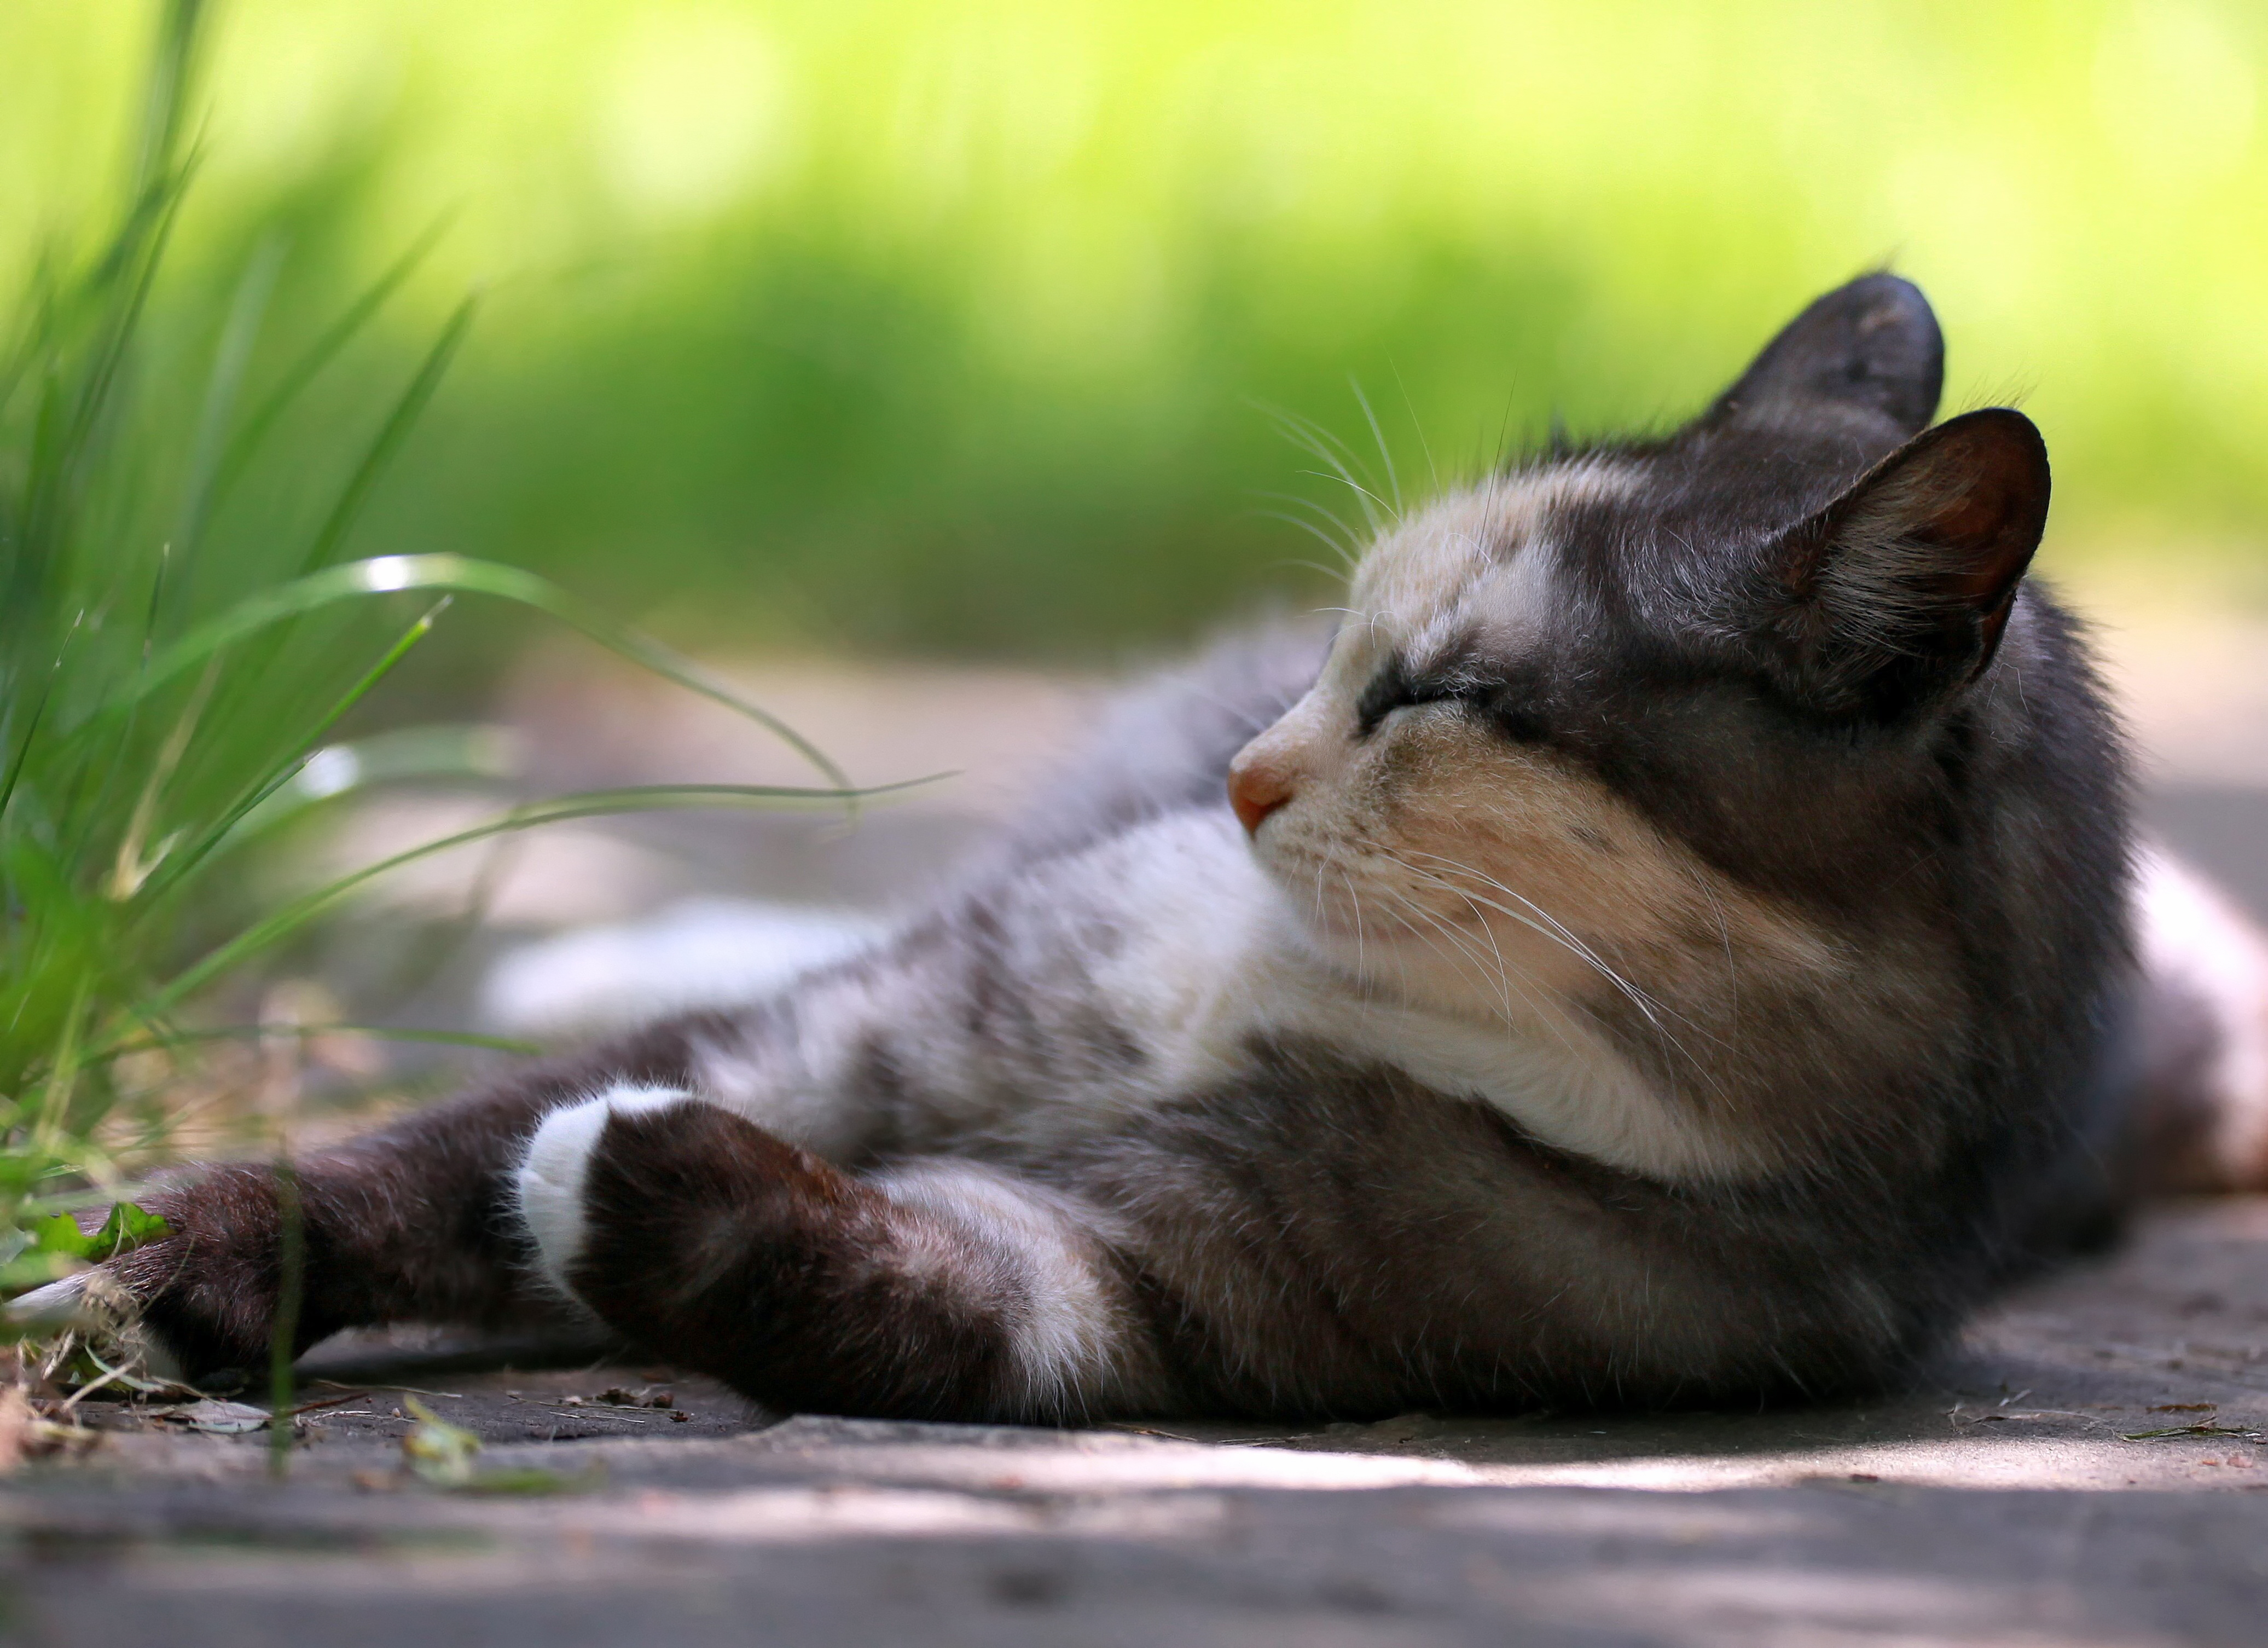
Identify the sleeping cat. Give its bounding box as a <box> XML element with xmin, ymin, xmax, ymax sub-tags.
<box><xmin>21</xmin><ymin>274</ymin><xmax>2268</xmax><ymax>1420</ymax></box>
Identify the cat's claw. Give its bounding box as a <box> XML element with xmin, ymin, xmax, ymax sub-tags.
<box><xmin>4</xmin><ymin>1273</ymin><xmax>91</xmax><ymax>1332</ymax></box>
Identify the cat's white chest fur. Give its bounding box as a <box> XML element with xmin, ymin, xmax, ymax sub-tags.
<box><xmin>998</xmin><ymin>811</ymin><xmax>1760</xmax><ymax>1183</ymax></box>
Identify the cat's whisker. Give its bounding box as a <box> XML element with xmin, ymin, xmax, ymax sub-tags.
<box><xmin>1297</xmin><ymin>467</ymin><xmax>1399</xmax><ymax>532</ymax></box>
<box><xmin>1689</xmin><ymin>869</ymin><xmax>1741</xmax><ymax>1039</ymax></box>
<box><xmin>1388</xmin><ymin>359</ymin><xmax>1441</xmax><ymax>498</ymax></box>
<box><xmin>1253</xmin><ymin>401</ymin><xmax>1390</xmax><ymax>533</ymax></box>
<box><xmin>1269</xmin><ymin>400</ymin><xmax>1392</xmax><ymax>506</ymax></box>
<box><xmin>1372</xmin><ymin>883</ymin><xmax>1587</xmax><ymax>1060</ymax></box>
<box><xmin>1370</xmin><ymin>892</ymin><xmax>1515</xmax><ymax>1019</ymax></box>
<box><xmin>1252</xmin><ymin>487</ymin><xmax>1364</xmax><ymax>548</ymax></box>
<box><xmin>1249</xmin><ymin>494</ymin><xmax>1362</xmax><ymax>571</ymax></box>
<box><xmin>1349</xmin><ymin>377</ymin><xmax>1402</xmax><ymax>518</ymax></box>
<box><xmin>1366</xmin><ymin>872</ymin><xmax>1550</xmax><ymax>1022</ymax></box>
<box><xmin>1255</xmin><ymin>538</ymin><xmax>1358</xmax><ymax>583</ymax></box>
<box><xmin>1385</xmin><ymin>849</ymin><xmax>1661</xmax><ymax>1020</ymax></box>
<box><xmin>1384</xmin><ymin>849</ymin><xmax>1708</xmax><ymax>1077</ymax></box>
<box><xmin>1382</xmin><ymin>878</ymin><xmax>1519</xmax><ymax>1026</ymax></box>
<box><xmin>1337</xmin><ymin>866</ymin><xmax>1368</xmax><ymax>978</ymax></box>
<box><xmin>1390</xmin><ymin>847</ymin><xmax>1668</xmax><ymax>1014</ymax></box>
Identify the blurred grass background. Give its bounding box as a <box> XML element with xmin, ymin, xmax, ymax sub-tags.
<box><xmin>7</xmin><ymin>0</ymin><xmax>2263</xmax><ymax>671</ymax></box>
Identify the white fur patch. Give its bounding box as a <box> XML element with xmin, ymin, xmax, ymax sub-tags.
<box><xmin>2136</xmin><ymin>844</ymin><xmax>2268</xmax><ymax>1182</ymax></box>
<box><xmin>515</xmin><ymin>1085</ymin><xmax>699</xmax><ymax>1297</ymax></box>
<box><xmin>1080</xmin><ymin>812</ymin><xmax>1767</xmax><ymax>1181</ymax></box>
<box><xmin>1347</xmin><ymin>460</ymin><xmax>1634</xmax><ymax>646</ymax></box>
<box><xmin>866</xmin><ymin>1159</ymin><xmax>1121</xmax><ymax>1413</ymax></box>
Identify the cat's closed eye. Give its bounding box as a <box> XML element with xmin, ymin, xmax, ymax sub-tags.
<box><xmin>1355</xmin><ymin>659</ymin><xmax>1546</xmax><ymax>744</ymax></box>
<box><xmin>1355</xmin><ymin>659</ymin><xmax>1463</xmax><ymax>736</ymax></box>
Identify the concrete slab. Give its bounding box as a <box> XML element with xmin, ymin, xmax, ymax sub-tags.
<box><xmin>3</xmin><ymin>1197</ymin><xmax>2263</xmax><ymax>1645</ymax></box>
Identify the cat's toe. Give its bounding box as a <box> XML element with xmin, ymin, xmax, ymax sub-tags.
<box><xmin>516</xmin><ymin>1085</ymin><xmax>703</xmax><ymax>1295</ymax></box>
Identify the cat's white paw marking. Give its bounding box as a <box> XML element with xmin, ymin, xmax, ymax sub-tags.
<box><xmin>515</xmin><ymin>1085</ymin><xmax>697</xmax><ymax>1298</ymax></box>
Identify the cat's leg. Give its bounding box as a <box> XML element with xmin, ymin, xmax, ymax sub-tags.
<box><xmin>15</xmin><ymin>813</ymin><xmax>1258</xmax><ymax>1383</ymax></box>
<box><xmin>9</xmin><ymin>1016</ymin><xmax>721</xmax><ymax>1380</ymax></box>
<box><xmin>517</xmin><ymin>1090</ymin><xmax>1162</xmax><ymax>1421</ymax></box>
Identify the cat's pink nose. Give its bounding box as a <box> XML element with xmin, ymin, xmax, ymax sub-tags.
<box><xmin>1228</xmin><ymin>761</ymin><xmax>1295</xmax><ymax>835</ymax></box>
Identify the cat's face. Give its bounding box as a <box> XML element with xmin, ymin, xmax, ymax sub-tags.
<box><xmin>1228</xmin><ymin>275</ymin><xmax>2052</xmax><ymax>1030</ymax></box>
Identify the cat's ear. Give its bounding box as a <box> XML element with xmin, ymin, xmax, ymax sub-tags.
<box><xmin>1707</xmin><ymin>274</ymin><xmax>1944</xmax><ymax>437</ymax></box>
<box><xmin>1767</xmin><ymin>408</ymin><xmax>2049</xmax><ymax>714</ymax></box>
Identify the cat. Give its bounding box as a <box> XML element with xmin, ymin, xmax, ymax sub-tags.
<box><xmin>20</xmin><ymin>273</ymin><xmax>2268</xmax><ymax>1422</ymax></box>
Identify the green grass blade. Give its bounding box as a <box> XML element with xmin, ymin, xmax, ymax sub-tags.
<box><xmin>202</xmin><ymin>217</ymin><xmax>453</xmax><ymax>521</ymax></box>
<box><xmin>298</xmin><ymin>297</ymin><xmax>477</xmax><ymax>574</ymax></box>
<box><xmin>132</xmin><ymin>779</ymin><xmax>916</xmax><ymax>1026</ymax></box>
<box><xmin>170</xmin><ymin>233</ymin><xmax>286</xmax><ymax>562</ymax></box>
<box><xmin>131</xmin><ymin>553</ymin><xmax>854</xmax><ymax>791</ymax></box>
<box><xmin>131</xmin><ymin>598</ymin><xmax>451</xmax><ymax>909</ymax></box>
<box><xmin>127</xmin><ymin>0</ymin><xmax>208</xmax><ymax>212</ymax></box>
<box><xmin>0</xmin><ymin>612</ymin><xmax>83</xmax><ymax>830</ymax></box>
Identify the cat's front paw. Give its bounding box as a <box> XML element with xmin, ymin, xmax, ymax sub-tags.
<box><xmin>6</xmin><ymin>1267</ymin><xmax>191</xmax><ymax>1385</ymax></box>
<box><xmin>5</xmin><ymin>1168</ymin><xmax>299</xmax><ymax>1384</ymax></box>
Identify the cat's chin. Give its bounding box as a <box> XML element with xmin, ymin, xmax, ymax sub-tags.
<box><xmin>1290</xmin><ymin>924</ymin><xmax>1562</xmax><ymax>1026</ymax></box>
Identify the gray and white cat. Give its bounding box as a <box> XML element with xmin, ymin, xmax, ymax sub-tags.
<box><xmin>24</xmin><ymin>274</ymin><xmax>2268</xmax><ymax>1420</ymax></box>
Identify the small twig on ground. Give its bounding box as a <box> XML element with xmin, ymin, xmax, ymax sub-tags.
<box><xmin>2120</xmin><ymin>1423</ymin><xmax>2267</xmax><ymax>1443</ymax></box>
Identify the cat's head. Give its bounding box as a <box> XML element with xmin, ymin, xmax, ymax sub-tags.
<box><xmin>1231</xmin><ymin>274</ymin><xmax>2055</xmax><ymax>1026</ymax></box>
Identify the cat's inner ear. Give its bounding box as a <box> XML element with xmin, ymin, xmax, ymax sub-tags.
<box><xmin>1771</xmin><ymin>407</ymin><xmax>2050</xmax><ymax>713</ymax></box>
<box><xmin>1707</xmin><ymin>274</ymin><xmax>1945</xmax><ymax>438</ymax></box>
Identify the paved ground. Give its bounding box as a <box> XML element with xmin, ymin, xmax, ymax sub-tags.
<box><xmin>2</xmin><ymin>1196</ymin><xmax>2263</xmax><ymax>1645</ymax></box>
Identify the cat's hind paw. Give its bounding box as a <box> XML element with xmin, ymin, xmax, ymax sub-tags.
<box><xmin>515</xmin><ymin>1085</ymin><xmax>705</xmax><ymax>1297</ymax></box>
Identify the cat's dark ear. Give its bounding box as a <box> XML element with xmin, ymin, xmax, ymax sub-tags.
<box><xmin>1766</xmin><ymin>408</ymin><xmax>2049</xmax><ymax>715</ymax></box>
<box><xmin>1707</xmin><ymin>274</ymin><xmax>1944</xmax><ymax>437</ymax></box>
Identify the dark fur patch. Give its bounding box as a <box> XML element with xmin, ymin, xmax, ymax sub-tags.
<box><xmin>567</xmin><ymin>1103</ymin><xmax>1020</xmax><ymax>1419</ymax></box>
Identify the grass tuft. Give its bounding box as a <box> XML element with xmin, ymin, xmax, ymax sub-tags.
<box><xmin>0</xmin><ymin>0</ymin><xmax>855</xmax><ymax>1297</ymax></box>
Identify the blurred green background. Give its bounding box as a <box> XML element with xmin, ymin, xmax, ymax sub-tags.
<box><xmin>7</xmin><ymin>0</ymin><xmax>2265</xmax><ymax>666</ymax></box>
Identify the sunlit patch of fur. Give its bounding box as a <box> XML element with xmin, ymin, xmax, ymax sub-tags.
<box><xmin>1339</xmin><ymin>459</ymin><xmax>1637</xmax><ymax>676</ymax></box>
<box><xmin>865</xmin><ymin>1159</ymin><xmax>1129</xmax><ymax>1416</ymax></box>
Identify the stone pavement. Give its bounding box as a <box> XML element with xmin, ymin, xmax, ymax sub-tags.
<box><xmin>2</xmin><ymin>1196</ymin><xmax>2263</xmax><ymax>1646</ymax></box>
